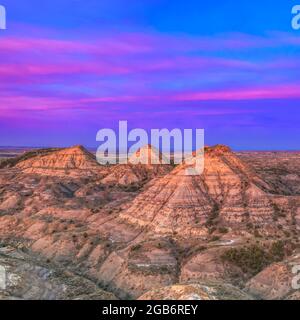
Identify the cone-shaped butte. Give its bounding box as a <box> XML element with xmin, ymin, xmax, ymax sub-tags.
<box><xmin>120</xmin><ymin>145</ymin><xmax>278</xmax><ymax>238</ymax></box>
<box><xmin>101</xmin><ymin>145</ymin><xmax>173</xmax><ymax>186</ymax></box>
<box><xmin>16</xmin><ymin>145</ymin><xmax>101</xmax><ymax>176</ymax></box>
<box><xmin>128</xmin><ymin>144</ymin><xmax>169</xmax><ymax>165</ymax></box>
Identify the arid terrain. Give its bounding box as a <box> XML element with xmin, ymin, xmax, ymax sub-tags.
<box><xmin>0</xmin><ymin>145</ymin><xmax>299</xmax><ymax>300</ymax></box>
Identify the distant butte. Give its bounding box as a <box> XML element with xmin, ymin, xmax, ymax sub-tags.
<box><xmin>14</xmin><ymin>145</ymin><xmax>101</xmax><ymax>177</ymax></box>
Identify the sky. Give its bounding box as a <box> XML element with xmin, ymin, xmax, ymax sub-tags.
<box><xmin>0</xmin><ymin>0</ymin><xmax>300</xmax><ymax>150</ymax></box>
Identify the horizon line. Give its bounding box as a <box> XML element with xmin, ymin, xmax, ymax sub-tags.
<box><xmin>0</xmin><ymin>145</ymin><xmax>299</xmax><ymax>153</ymax></box>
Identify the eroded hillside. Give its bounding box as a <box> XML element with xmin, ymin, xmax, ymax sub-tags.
<box><xmin>0</xmin><ymin>145</ymin><xmax>299</xmax><ymax>300</ymax></box>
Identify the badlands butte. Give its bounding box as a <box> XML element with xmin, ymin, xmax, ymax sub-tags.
<box><xmin>0</xmin><ymin>144</ymin><xmax>300</xmax><ymax>300</ymax></box>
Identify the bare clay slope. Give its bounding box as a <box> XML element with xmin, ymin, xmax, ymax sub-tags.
<box><xmin>237</xmin><ymin>151</ymin><xmax>300</xmax><ymax>195</ymax></box>
<box><xmin>0</xmin><ymin>145</ymin><xmax>175</xmax><ymax>299</ymax></box>
<box><xmin>16</xmin><ymin>145</ymin><xmax>102</xmax><ymax>177</ymax></box>
<box><xmin>101</xmin><ymin>144</ymin><xmax>173</xmax><ymax>186</ymax></box>
<box><xmin>120</xmin><ymin>145</ymin><xmax>279</xmax><ymax>237</ymax></box>
<box><xmin>0</xmin><ymin>144</ymin><xmax>299</xmax><ymax>300</ymax></box>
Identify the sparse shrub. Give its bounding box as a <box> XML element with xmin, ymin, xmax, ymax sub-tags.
<box><xmin>283</xmin><ymin>231</ymin><xmax>291</xmax><ymax>238</ymax></box>
<box><xmin>272</xmin><ymin>203</ymin><xmax>286</xmax><ymax>221</ymax></box>
<box><xmin>246</xmin><ymin>222</ymin><xmax>253</xmax><ymax>229</ymax></box>
<box><xmin>208</xmin><ymin>227</ymin><xmax>216</xmax><ymax>235</ymax></box>
<box><xmin>123</xmin><ymin>183</ymin><xmax>141</xmax><ymax>192</ymax></box>
<box><xmin>210</xmin><ymin>236</ymin><xmax>220</xmax><ymax>242</ymax></box>
<box><xmin>76</xmin><ymin>223</ymin><xmax>84</xmax><ymax>228</ymax></box>
<box><xmin>93</xmin><ymin>236</ymin><xmax>101</xmax><ymax>244</ymax></box>
<box><xmin>222</xmin><ymin>241</ymin><xmax>287</xmax><ymax>277</ymax></box>
<box><xmin>221</xmin><ymin>245</ymin><xmax>271</xmax><ymax>276</ymax></box>
<box><xmin>269</xmin><ymin>241</ymin><xmax>285</xmax><ymax>261</ymax></box>
<box><xmin>254</xmin><ymin>229</ymin><xmax>261</xmax><ymax>238</ymax></box>
<box><xmin>131</xmin><ymin>244</ymin><xmax>142</xmax><ymax>251</ymax></box>
<box><xmin>279</xmin><ymin>211</ymin><xmax>286</xmax><ymax>218</ymax></box>
<box><xmin>218</xmin><ymin>227</ymin><xmax>229</xmax><ymax>234</ymax></box>
<box><xmin>206</xmin><ymin>204</ymin><xmax>219</xmax><ymax>227</ymax></box>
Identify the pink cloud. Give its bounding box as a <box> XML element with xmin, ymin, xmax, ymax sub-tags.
<box><xmin>1</xmin><ymin>28</ymin><xmax>300</xmax><ymax>120</ymax></box>
<box><xmin>0</xmin><ymin>34</ymin><xmax>153</xmax><ymax>56</ymax></box>
<box><xmin>173</xmin><ymin>85</ymin><xmax>300</xmax><ymax>101</ymax></box>
<box><xmin>0</xmin><ymin>62</ymin><xmax>130</xmax><ymax>78</ymax></box>
<box><xmin>0</xmin><ymin>30</ymin><xmax>298</xmax><ymax>86</ymax></box>
<box><xmin>1</xmin><ymin>83</ymin><xmax>300</xmax><ymax>118</ymax></box>
<box><xmin>1</xmin><ymin>30</ymin><xmax>298</xmax><ymax>58</ymax></box>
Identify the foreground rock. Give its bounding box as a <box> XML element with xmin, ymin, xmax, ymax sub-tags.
<box><xmin>245</xmin><ymin>252</ymin><xmax>300</xmax><ymax>300</ymax></box>
<box><xmin>138</xmin><ymin>282</ymin><xmax>253</xmax><ymax>300</ymax></box>
<box><xmin>0</xmin><ymin>246</ymin><xmax>117</xmax><ymax>300</ymax></box>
